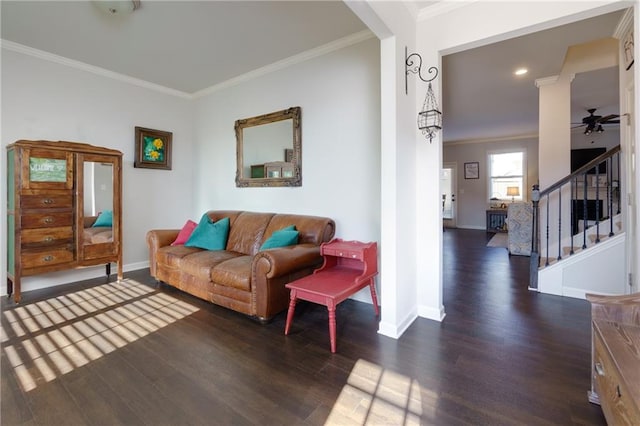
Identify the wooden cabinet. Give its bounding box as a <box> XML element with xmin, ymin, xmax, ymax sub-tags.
<box><xmin>586</xmin><ymin>293</ymin><xmax>640</xmax><ymax>425</ymax></box>
<box><xmin>6</xmin><ymin>140</ymin><xmax>123</xmax><ymax>303</ymax></box>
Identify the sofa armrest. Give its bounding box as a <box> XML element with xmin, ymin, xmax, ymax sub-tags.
<box><xmin>251</xmin><ymin>244</ymin><xmax>323</xmax><ymax>320</ymax></box>
<box><xmin>252</xmin><ymin>244</ymin><xmax>321</xmax><ymax>278</ymax></box>
<box><xmin>146</xmin><ymin>229</ymin><xmax>179</xmax><ymax>277</ymax></box>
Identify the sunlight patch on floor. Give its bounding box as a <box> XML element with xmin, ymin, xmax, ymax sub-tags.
<box><xmin>325</xmin><ymin>359</ymin><xmax>438</xmax><ymax>425</ymax></box>
<box><xmin>1</xmin><ymin>279</ymin><xmax>198</xmax><ymax>392</ymax></box>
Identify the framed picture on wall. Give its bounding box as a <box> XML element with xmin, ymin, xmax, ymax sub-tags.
<box><xmin>134</xmin><ymin>127</ymin><xmax>172</xmax><ymax>170</ymax></box>
<box><xmin>464</xmin><ymin>162</ymin><xmax>479</xmax><ymax>179</ymax></box>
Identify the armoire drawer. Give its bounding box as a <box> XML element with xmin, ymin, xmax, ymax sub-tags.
<box><xmin>21</xmin><ymin>212</ymin><xmax>73</xmax><ymax>229</ymax></box>
<box><xmin>21</xmin><ymin>247</ymin><xmax>74</xmax><ymax>268</ymax></box>
<box><xmin>21</xmin><ymin>193</ymin><xmax>72</xmax><ymax>209</ymax></box>
<box><xmin>21</xmin><ymin>226</ymin><xmax>73</xmax><ymax>247</ymax></box>
<box><xmin>593</xmin><ymin>322</ymin><xmax>640</xmax><ymax>425</ymax></box>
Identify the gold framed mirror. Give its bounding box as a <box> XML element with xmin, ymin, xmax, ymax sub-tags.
<box><xmin>235</xmin><ymin>106</ymin><xmax>301</xmax><ymax>187</ymax></box>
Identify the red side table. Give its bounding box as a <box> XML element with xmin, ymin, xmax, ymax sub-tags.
<box><xmin>284</xmin><ymin>238</ymin><xmax>379</xmax><ymax>353</ymax></box>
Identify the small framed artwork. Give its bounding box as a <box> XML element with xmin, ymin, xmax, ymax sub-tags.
<box><xmin>284</xmin><ymin>148</ymin><xmax>294</xmax><ymax>162</ymax></box>
<box><xmin>464</xmin><ymin>162</ymin><xmax>479</xmax><ymax>179</ymax></box>
<box><xmin>135</xmin><ymin>127</ymin><xmax>172</xmax><ymax>170</ymax></box>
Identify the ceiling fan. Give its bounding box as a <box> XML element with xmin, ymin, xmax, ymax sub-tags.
<box><xmin>572</xmin><ymin>108</ymin><xmax>620</xmax><ymax>135</ymax></box>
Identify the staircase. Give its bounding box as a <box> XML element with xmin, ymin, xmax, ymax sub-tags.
<box><xmin>530</xmin><ymin>146</ymin><xmax>627</xmax><ymax>298</ymax></box>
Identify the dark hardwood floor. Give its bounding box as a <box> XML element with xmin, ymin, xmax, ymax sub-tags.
<box><xmin>1</xmin><ymin>228</ymin><xmax>606</xmax><ymax>425</ymax></box>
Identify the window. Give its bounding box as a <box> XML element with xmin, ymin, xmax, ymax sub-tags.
<box><xmin>488</xmin><ymin>151</ymin><xmax>525</xmax><ymax>201</ymax></box>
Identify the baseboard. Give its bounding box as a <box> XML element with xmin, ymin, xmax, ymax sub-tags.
<box><xmin>418</xmin><ymin>304</ymin><xmax>446</xmax><ymax>322</ymax></box>
<box><xmin>378</xmin><ymin>308</ymin><xmax>417</xmax><ymax>339</ymax></box>
<box><xmin>455</xmin><ymin>225</ymin><xmax>486</xmax><ymax>231</ymax></box>
<box><xmin>2</xmin><ymin>260</ymin><xmax>151</xmax><ymax>296</ymax></box>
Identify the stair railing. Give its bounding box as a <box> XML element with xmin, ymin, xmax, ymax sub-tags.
<box><xmin>530</xmin><ymin>145</ymin><xmax>621</xmax><ymax>290</ymax></box>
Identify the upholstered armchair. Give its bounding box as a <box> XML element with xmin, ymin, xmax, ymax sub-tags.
<box><xmin>506</xmin><ymin>202</ymin><xmax>533</xmax><ymax>256</ymax></box>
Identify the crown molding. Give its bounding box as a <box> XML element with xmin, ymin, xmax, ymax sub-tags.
<box><xmin>2</xmin><ymin>29</ymin><xmax>375</xmax><ymax>101</ymax></box>
<box><xmin>613</xmin><ymin>6</ymin><xmax>633</xmax><ymax>39</ymax></box>
<box><xmin>1</xmin><ymin>39</ymin><xmax>193</xmax><ymax>99</ymax></box>
<box><xmin>534</xmin><ymin>75</ymin><xmax>560</xmax><ymax>88</ymax></box>
<box><xmin>192</xmin><ymin>29</ymin><xmax>375</xmax><ymax>98</ymax></box>
<box><xmin>417</xmin><ymin>1</ymin><xmax>479</xmax><ymax>22</ymax></box>
<box><xmin>444</xmin><ymin>132</ymin><xmax>538</xmax><ymax>146</ymax></box>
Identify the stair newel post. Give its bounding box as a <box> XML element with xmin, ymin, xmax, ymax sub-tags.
<box><xmin>582</xmin><ymin>172</ymin><xmax>588</xmax><ymax>249</ymax></box>
<box><xmin>529</xmin><ymin>184</ymin><xmax>540</xmax><ymax>290</ymax></box>
<box><xmin>557</xmin><ymin>188</ymin><xmax>562</xmax><ymax>261</ymax></box>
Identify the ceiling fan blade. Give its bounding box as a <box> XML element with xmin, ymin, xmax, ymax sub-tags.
<box><xmin>571</xmin><ymin>124</ymin><xmax>586</xmax><ymax>129</ymax></box>
<box><xmin>598</xmin><ymin>114</ymin><xmax>619</xmax><ymax>122</ymax></box>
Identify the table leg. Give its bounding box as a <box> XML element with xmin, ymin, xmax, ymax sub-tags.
<box><xmin>328</xmin><ymin>300</ymin><xmax>337</xmax><ymax>353</ymax></box>
<box><xmin>284</xmin><ymin>292</ymin><xmax>297</xmax><ymax>335</ymax></box>
<box><xmin>368</xmin><ymin>279</ymin><xmax>380</xmax><ymax>316</ymax></box>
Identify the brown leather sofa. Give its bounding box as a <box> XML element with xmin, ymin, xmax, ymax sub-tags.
<box><xmin>146</xmin><ymin>210</ymin><xmax>335</xmax><ymax>322</ymax></box>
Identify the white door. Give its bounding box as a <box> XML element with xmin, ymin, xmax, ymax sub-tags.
<box><xmin>625</xmin><ymin>82</ymin><xmax>637</xmax><ymax>294</ymax></box>
<box><xmin>442</xmin><ymin>163</ymin><xmax>457</xmax><ymax>228</ymax></box>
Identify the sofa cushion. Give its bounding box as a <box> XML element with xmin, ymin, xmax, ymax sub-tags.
<box><xmin>263</xmin><ymin>214</ymin><xmax>335</xmax><ymax>246</ymax></box>
<box><xmin>185</xmin><ymin>215</ymin><xmax>230</xmax><ymax>250</ymax></box>
<box><xmin>260</xmin><ymin>226</ymin><xmax>299</xmax><ymax>250</ymax></box>
<box><xmin>171</xmin><ymin>219</ymin><xmax>197</xmax><ymax>246</ymax></box>
<box><xmin>226</xmin><ymin>212</ymin><xmax>274</xmax><ymax>255</ymax></box>
<box><xmin>180</xmin><ymin>250</ymin><xmax>242</xmax><ymax>281</ymax></box>
<box><xmin>91</xmin><ymin>230</ymin><xmax>113</xmax><ymax>244</ymax></box>
<box><xmin>210</xmin><ymin>256</ymin><xmax>253</xmax><ymax>291</ymax></box>
<box><xmin>83</xmin><ymin>227</ymin><xmax>113</xmax><ymax>244</ymax></box>
<box><xmin>92</xmin><ymin>210</ymin><xmax>113</xmax><ymax>227</ymax></box>
<box><xmin>156</xmin><ymin>245</ymin><xmax>203</xmax><ymax>268</ymax></box>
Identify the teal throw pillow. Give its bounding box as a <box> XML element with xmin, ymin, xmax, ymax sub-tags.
<box><xmin>92</xmin><ymin>210</ymin><xmax>113</xmax><ymax>227</ymax></box>
<box><xmin>260</xmin><ymin>226</ymin><xmax>299</xmax><ymax>250</ymax></box>
<box><xmin>185</xmin><ymin>215</ymin><xmax>230</xmax><ymax>250</ymax></box>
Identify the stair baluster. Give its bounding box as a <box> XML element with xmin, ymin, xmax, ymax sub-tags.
<box><xmin>583</xmin><ymin>173</ymin><xmax>588</xmax><ymax>249</ymax></box>
<box><xmin>529</xmin><ymin>145</ymin><xmax>622</xmax><ymax>290</ymax></box>
<box><xmin>608</xmin><ymin>156</ymin><xmax>614</xmax><ymax>237</ymax></box>
<box><xmin>557</xmin><ymin>189</ymin><xmax>562</xmax><ymax>261</ymax></box>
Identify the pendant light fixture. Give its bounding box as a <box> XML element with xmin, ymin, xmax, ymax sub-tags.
<box><xmin>405</xmin><ymin>47</ymin><xmax>442</xmax><ymax>142</ymax></box>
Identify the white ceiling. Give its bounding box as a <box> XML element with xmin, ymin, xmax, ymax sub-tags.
<box><xmin>0</xmin><ymin>1</ymin><xmax>629</xmax><ymax>142</ymax></box>
<box><xmin>442</xmin><ymin>9</ymin><xmax>626</xmax><ymax>142</ymax></box>
<box><xmin>1</xmin><ymin>1</ymin><xmax>367</xmax><ymax>94</ymax></box>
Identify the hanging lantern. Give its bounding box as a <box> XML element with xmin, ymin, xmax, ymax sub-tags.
<box><xmin>405</xmin><ymin>47</ymin><xmax>442</xmax><ymax>143</ymax></box>
<box><xmin>417</xmin><ymin>82</ymin><xmax>442</xmax><ymax>142</ymax></box>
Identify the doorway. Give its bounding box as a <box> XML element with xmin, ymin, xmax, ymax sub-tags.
<box><xmin>442</xmin><ymin>163</ymin><xmax>457</xmax><ymax>228</ymax></box>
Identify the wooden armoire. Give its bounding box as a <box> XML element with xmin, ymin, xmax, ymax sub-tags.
<box><xmin>6</xmin><ymin>140</ymin><xmax>123</xmax><ymax>303</ymax></box>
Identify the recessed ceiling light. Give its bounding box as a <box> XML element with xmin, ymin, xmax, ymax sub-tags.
<box><xmin>514</xmin><ymin>68</ymin><xmax>528</xmax><ymax>76</ymax></box>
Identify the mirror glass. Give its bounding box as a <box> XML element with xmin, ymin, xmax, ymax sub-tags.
<box><xmin>83</xmin><ymin>161</ymin><xmax>114</xmax><ymax>245</ymax></box>
<box><xmin>235</xmin><ymin>106</ymin><xmax>301</xmax><ymax>187</ymax></box>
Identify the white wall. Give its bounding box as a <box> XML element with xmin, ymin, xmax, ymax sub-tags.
<box><xmin>1</xmin><ymin>49</ymin><xmax>195</xmax><ymax>294</ymax></box>
<box><xmin>444</xmin><ymin>137</ymin><xmax>539</xmax><ymax>230</ymax></box>
<box><xmin>413</xmin><ymin>0</ymin><xmax>630</xmax><ymax>327</ymax></box>
<box><xmin>192</xmin><ymin>38</ymin><xmax>381</xmax><ymax>244</ymax></box>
